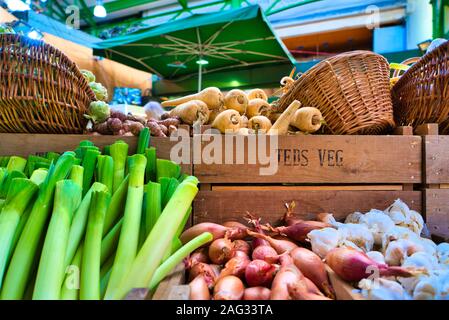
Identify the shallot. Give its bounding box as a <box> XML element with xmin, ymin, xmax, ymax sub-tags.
<box><xmin>233</xmin><ymin>240</ymin><xmax>251</xmax><ymax>256</ymax></box>
<box><xmin>245</xmin><ymin>213</ymin><xmax>270</xmax><ymax>248</ymax></box>
<box><xmin>245</xmin><ymin>260</ymin><xmax>277</xmax><ymax>287</ymax></box>
<box><xmin>243</xmin><ymin>287</ymin><xmax>271</xmax><ymax>300</ymax></box>
<box><xmin>270</xmin><ymin>255</ymin><xmax>301</xmax><ymax>300</ymax></box>
<box><xmin>252</xmin><ymin>245</ymin><xmax>279</xmax><ymax>264</ymax></box>
<box><xmin>290</xmin><ymin>247</ymin><xmax>335</xmax><ymax>299</ymax></box>
<box><xmin>287</xmin><ymin>281</ymin><xmax>331</xmax><ymax>300</ymax></box>
<box><xmin>188</xmin><ymin>247</ymin><xmax>210</xmax><ymax>266</ymax></box>
<box><xmin>213</xmin><ymin>276</ymin><xmax>245</xmax><ymax>300</ymax></box>
<box><xmin>246</xmin><ymin>230</ymin><xmax>298</xmax><ymax>254</ymax></box>
<box><xmin>189</xmin><ymin>275</ymin><xmax>211</xmax><ymax>300</ymax></box>
<box><xmin>208</xmin><ymin>237</ymin><xmax>235</xmax><ymax>265</ymax></box>
<box><xmin>180</xmin><ymin>222</ymin><xmax>246</xmax><ymax>244</ymax></box>
<box><xmin>219</xmin><ymin>254</ymin><xmax>250</xmax><ymax>279</ymax></box>
<box><xmin>187</xmin><ymin>262</ymin><xmax>217</xmax><ymax>288</ymax></box>
<box><xmin>266</xmin><ymin>219</ymin><xmax>329</xmax><ymax>243</ymax></box>
<box><xmin>326</xmin><ymin>247</ymin><xmax>419</xmax><ymax>282</ymax></box>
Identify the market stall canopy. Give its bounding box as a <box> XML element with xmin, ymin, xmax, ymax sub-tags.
<box><xmin>93</xmin><ymin>5</ymin><xmax>295</xmax><ymax>84</ymax></box>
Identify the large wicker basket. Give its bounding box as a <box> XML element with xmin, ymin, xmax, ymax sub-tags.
<box><xmin>392</xmin><ymin>40</ymin><xmax>449</xmax><ymax>133</ymax></box>
<box><xmin>0</xmin><ymin>34</ymin><xmax>95</xmax><ymax>134</ymax></box>
<box><xmin>277</xmin><ymin>51</ymin><xmax>395</xmax><ymax>135</ymax></box>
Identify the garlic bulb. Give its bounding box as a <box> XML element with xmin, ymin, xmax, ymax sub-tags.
<box><xmin>381</xmin><ymin>226</ymin><xmax>421</xmax><ymax>253</ymax></box>
<box><xmin>308</xmin><ymin>227</ymin><xmax>341</xmax><ymax>258</ymax></box>
<box><xmin>403</xmin><ymin>252</ymin><xmax>439</xmax><ymax>270</ymax></box>
<box><xmin>384</xmin><ymin>239</ymin><xmax>424</xmax><ymax>266</ymax></box>
<box><xmin>317</xmin><ymin>213</ymin><xmax>342</xmax><ymax>228</ymax></box>
<box><xmin>359</xmin><ymin>209</ymin><xmax>395</xmax><ymax>245</ymax></box>
<box><xmin>384</xmin><ymin>199</ymin><xmax>424</xmax><ymax>235</ymax></box>
<box><xmin>344</xmin><ymin>212</ymin><xmax>364</xmax><ymax>224</ymax></box>
<box><xmin>413</xmin><ymin>275</ymin><xmax>440</xmax><ymax>300</ymax></box>
<box><xmin>419</xmin><ymin>238</ymin><xmax>437</xmax><ymax>257</ymax></box>
<box><xmin>359</xmin><ymin>278</ymin><xmax>409</xmax><ymax>300</ymax></box>
<box><xmin>338</xmin><ymin>223</ymin><xmax>374</xmax><ymax>252</ymax></box>
<box><xmin>366</xmin><ymin>251</ymin><xmax>386</xmax><ymax>264</ymax></box>
<box><xmin>437</xmin><ymin>243</ymin><xmax>449</xmax><ymax>266</ymax></box>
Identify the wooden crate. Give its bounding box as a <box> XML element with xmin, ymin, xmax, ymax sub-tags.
<box><xmin>193</xmin><ymin>129</ymin><xmax>422</xmax><ymax>224</ymax></box>
<box><xmin>417</xmin><ymin>124</ymin><xmax>449</xmax><ymax>240</ymax></box>
<box><xmin>0</xmin><ymin>134</ymin><xmax>192</xmax><ymax>175</ymax></box>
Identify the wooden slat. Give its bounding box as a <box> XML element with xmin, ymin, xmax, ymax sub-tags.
<box><xmin>152</xmin><ymin>263</ymin><xmax>188</xmax><ymax>300</ymax></box>
<box><xmin>194</xmin><ymin>190</ymin><xmax>422</xmax><ymax>224</ymax></box>
<box><xmin>423</xmin><ymin>135</ymin><xmax>449</xmax><ymax>184</ymax></box>
<box><xmin>212</xmin><ymin>185</ymin><xmax>404</xmax><ymax>191</ymax></box>
<box><xmin>415</xmin><ymin>123</ymin><xmax>439</xmax><ymax>136</ymax></box>
<box><xmin>425</xmin><ymin>189</ymin><xmax>449</xmax><ymax>240</ymax></box>
<box><xmin>193</xmin><ymin>135</ymin><xmax>421</xmax><ymax>184</ymax></box>
<box><xmin>326</xmin><ymin>266</ymin><xmax>364</xmax><ymax>300</ymax></box>
<box><xmin>0</xmin><ymin>134</ymin><xmax>192</xmax><ymax>175</ymax></box>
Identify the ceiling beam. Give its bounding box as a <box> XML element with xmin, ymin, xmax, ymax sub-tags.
<box><xmin>88</xmin><ymin>0</ymin><xmax>160</xmax><ymax>13</ymax></box>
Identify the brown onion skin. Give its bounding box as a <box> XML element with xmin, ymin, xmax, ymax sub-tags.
<box><xmin>233</xmin><ymin>240</ymin><xmax>251</xmax><ymax>256</ymax></box>
<box><xmin>243</xmin><ymin>287</ymin><xmax>271</xmax><ymax>300</ymax></box>
<box><xmin>213</xmin><ymin>276</ymin><xmax>245</xmax><ymax>300</ymax></box>
<box><xmin>290</xmin><ymin>247</ymin><xmax>335</xmax><ymax>299</ymax></box>
<box><xmin>326</xmin><ymin>247</ymin><xmax>416</xmax><ymax>282</ymax></box>
<box><xmin>208</xmin><ymin>238</ymin><xmax>235</xmax><ymax>265</ymax></box>
<box><xmin>188</xmin><ymin>262</ymin><xmax>217</xmax><ymax>288</ymax></box>
<box><xmin>189</xmin><ymin>275</ymin><xmax>211</xmax><ymax>300</ymax></box>
<box><xmin>252</xmin><ymin>245</ymin><xmax>279</xmax><ymax>264</ymax></box>
<box><xmin>180</xmin><ymin>223</ymin><xmax>246</xmax><ymax>244</ymax></box>
<box><xmin>219</xmin><ymin>254</ymin><xmax>250</xmax><ymax>279</ymax></box>
<box><xmin>247</xmin><ymin>230</ymin><xmax>298</xmax><ymax>254</ymax></box>
<box><xmin>245</xmin><ymin>260</ymin><xmax>277</xmax><ymax>287</ymax></box>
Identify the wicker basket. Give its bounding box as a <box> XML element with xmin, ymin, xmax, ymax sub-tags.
<box><xmin>277</xmin><ymin>51</ymin><xmax>395</xmax><ymax>135</ymax></box>
<box><xmin>392</xmin><ymin>40</ymin><xmax>449</xmax><ymax>133</ymax></box>
<box><xmin>0</xmin><ymin>34</ymin><xmax>95</xmax><ymax>134</ymax></box>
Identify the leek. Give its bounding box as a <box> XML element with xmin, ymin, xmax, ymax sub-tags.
<box><xmin>45</xmin><ymin>152</ymin><xmax>60</xmax><ymax>163</ymax></box>
<box><xmin>144</xmin><ymin>147</ymin><xmax>157</xmax><ymax>183</ymax></box>
<box><xmin>162</xmin><ymin>178</ymin><xmax>180</xmax><ymax>209</ymax></box>
<box><xmin>100</xmin><ymin>255</ymin><xmax>114</xmax><ymax>299</ymax></box>
<box><xmin>33</xmin><ymin>180</ymin><xmax>82</xmax><ymax>300</ymax></box>
<box><xmin>137</xmin><ymin>127</ymin><xmax>150</xmax><ymax>155</ymax></box>
<box><xmin>2</xmin><ymin>152</ymin><xmax>75</xmax><ymax>300</ymax></box>
<box><xmin>144</xmin><ymin>182</ymin><xmax>161</xmax><ymax>236</ymax></box>
<box><xmin>81</xmin><ymin>148</ymin><xmax>101</xmax><ymax>196</ymax></box>
<box><xmin>0</xmin><ymin>178</ymin><xmax>38</xmax><ymax>289</ymax></box>
<box><xmin>6</xmin><ymin>156</ymin><xmax>27</xmax><ymax>173</ymax></box>
<box><xmin>156</xmin><ymin>159</ymin><xmax>181</xmax><ymax>180</ymax></box>
<box><xmin>0</xmin><ymin>171</ymin><xmax>27</xmax><ymax>198</ymax></box>
<box><xmin>104</xmin><ymin>154</ymin><xmax>146</xmax><ymax>300</ymax></box>
<box><xmin>101</xmin><ymin>218</ymin><xmax>122</xmax><ymax>265</ymax></box>
<box><xmin>111</xmin><ymin>177</ymin><xmax>198</xmax><ymax>299</ymax></box>
<box><xmin>64</xmin><ymin>182</ymin><xmax>108</xmax><ymax>268</ymax></box>
<box><xmin>30</xmin><ymin>168</ymin><xmax>48</xmax><ymax>186</ymax></box>
<box><xmin>96</xmin><ymin>155</ymin><xmax>113</xmax><ymax>192</ymax></box>
<box><xmin>103</xmin><ymin>175</ymin><xmax>129</xmax><ymax>235</ymax></box>
<box><xmin>69</xmin><ymin>165</ymin><xmax>84</xmax><ymax>189</ymax></box>
<box><xmin>61</xmin><ymin>245</ymin><xmax>83</xmax><ymax>300</ymax></box>
<box><xmin>149</xmin><ymin>232</ymin><xmax>212</xmax><ymax>290</ymax></box>
<box><xmin>80</xmin><ymin>190</ymin><xmax>110</xmax><ymax>300</ymax></box>
<box><xmin>110</xmin><ymin>140</ymin><xmax>129</xmax><ymax>193</ymax></box>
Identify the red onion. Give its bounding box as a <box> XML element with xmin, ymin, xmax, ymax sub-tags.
<box><xmin>290</xmin><ymin>247</ymin><xmax>335</xmax><ymax>299</ymax></box>
<box><xmin>189</xmin><ymin>275</ymin><xmax>211</xmax><ymax>300</ymax></box>
<box><xmin>326</xmin><ymin>247</ymin><xmax>418</xmax><ymax>282</ymax></box>
<box><xmin>180</xmin><ymin>223</ymin><xmax>246</xmax><ymax>244</ymax></box>
<box><xmin>252</xmin><ymin>245</ymin><xmax>279</xmax><ymax>264</ymax></box>
<box><xmin>243</xmin><ymin>287</ymin><xmax>271</xmax><ymax>300</ymax></box>
<box><xmin>245</xmin><ymin>260</ymin><xmax>277</xmax><ymax>288</ymax></box>
<box><xmin>233</xmin><ymin>240</ymin><xmax>251</xmax><ymax>256</ymax></box>
<box><xmin>187</xmin><ymin>262</ymin><xmax>217</xmax><ymax>288</ymax></box>
<box><xmin>208</xmin><ymin>238</ymin><xmax>235</xmax><ymax>265</ymax></box>
<box><xmin>220</xmin><ymin>254</ymin><xmax>250</xmax><ymax>279</ymax></box>
<box><xmin>267</xmin><ymin>220</ymin><xmax>329</xmax><ymax>243</ymax></box>
<box><xmin>213</xmin><ymin>276</ymin><xmax>245</xmax><ymax>300</ymax></box>
<box><xmin>247</xmin><ymin>230</ymin><xmax>298</xmax><ymax>254</ymax></box>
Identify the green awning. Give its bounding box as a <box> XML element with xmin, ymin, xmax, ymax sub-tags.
<box><xmin>94</xmin><ymin>5</ymin><xmax>295</xmax><ymax>82</ymax></box>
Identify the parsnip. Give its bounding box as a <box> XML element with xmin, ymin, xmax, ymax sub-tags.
<box><xmin>212</xmin><ymin>110</ymin><xmax>242</xmax><ymax>134</ymax></box>
<box><xmin>268</xmin><ymin>100</ymin><xmax>301</xmax><ymax>135</ymax></box>
<box><xmin>248</xmin><ymin>116</ymin><xmax>272</xmax><ymax>132</ymax></box>
<box><xmin>246</xmin><ymin>99</ymin><xmax>270</xmax><ymax>118</ymax></box>
<box><xmin>169</xmin><ymin>100</ymin><xmax>210</xmax><ymax>126</ymax></box>
<box><xmin>291</xmin><ymin>107</ymin><xmax>324</xmax><ymax>133</ymax></box>
<box><xmin>247</xmin><ymin>89</ymin><xmax>268</xmax><ymax>101</ymax></box>
<box><xmin>206</xmin><ymin>108</ymin><xmax>223</xmax><ymax>125</ymax></box>
<box><xmin>162</xmin><ymin>87</ymin><xmax>224</xmax><ymax>110</ymax></box>
<box><xmin>224</xmin><ymin>90</ymin><xmax>248</xmax><ymax>114</ymax></box>
<box><xmin>240</xmin><ymin>115</ymin><xmax>249</xmax><ymax>128</ymax></box>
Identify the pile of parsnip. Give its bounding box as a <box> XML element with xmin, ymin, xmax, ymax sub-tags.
<box><xmin>180</xmin><ymin>207</ymin><xmax>336</xmax><ymax>300</ymax></box>
<box><xmin>162</xmin><ymin>87</ymin><xmax>324</xmax><ymax>135</ymax></box>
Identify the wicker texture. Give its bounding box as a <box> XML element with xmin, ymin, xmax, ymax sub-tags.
<box><xmin>392</xmin><ymin>41</ymin><xmax>449</xmax><ymax>133</ymax></box>
<box><xmin>278</xmin><ymin>51</ymin><xmax>395</xmax><ymax>135</ymax></box>
<box><xmin>0</xmin><ymin>34</ymin><xmax>95</xmax><ymax>133</ymax></box>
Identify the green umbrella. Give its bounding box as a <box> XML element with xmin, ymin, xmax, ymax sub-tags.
<box><xmin>94</xmin><ymin>5</ymin><xmax>294</xmax><ymax>92</ymax></box>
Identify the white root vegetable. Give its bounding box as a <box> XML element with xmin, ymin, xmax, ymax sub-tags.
<box><xmin>248</xmin><ymin>116</ymin><xmax>272</xmax><ymax>132</ymax></box>
<box><xmin>268</xmin><ymin>100</ymin><xmax>301</xmax><ymax>135</ymax></box>
<box><xmin>240</xmin><ymin>115</ymin><xmax>249</xmax><ymax>128</ymax></box>
<box><xmin>162</xmin><ymin>87</ymin><xmax>224</xmax><ymax>110</ymax></box>
<box><xmin>247</xmin><ymin>89</ymin><xmax>268</xmax><ymax>101</ymax></box>
<box><xmin>169</xmin><ymin>100</ymin><xmax>210</xmax><ymax>125</ymax></box>
<box><xmin>291</xmin><ymin>107</ymin><xmax>324</xmax><ymax>133</ymax></box>
<box><xmin>212</xmin><ymin>109</ymin><xmax>242</xmax><ymax>134</ymax></box>
<box><xmin>246</xmin><ymin>99</ymin><xmax>271</xmax><ymax>118</ymax></box>
<box><xmin>207</xmin><ymin>108</ymin><xmax>223</xmax><ymax>125</ymax></box>
<box><xmin>224</xmin><ymin>90</ymin><xmax>248</xmax><ymax>114</ymax></box>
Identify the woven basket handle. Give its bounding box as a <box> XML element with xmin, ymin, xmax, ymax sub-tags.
<box><xmin>390</xmin><ymin>57</ymin><xmax>420</xmax><ymax>78</ymax></box>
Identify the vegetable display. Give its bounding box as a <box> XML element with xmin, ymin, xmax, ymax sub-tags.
<box><xmin>0</xmin><ymin>130</ymin><xmax>204</xmax><ymax>300</ymax></box>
